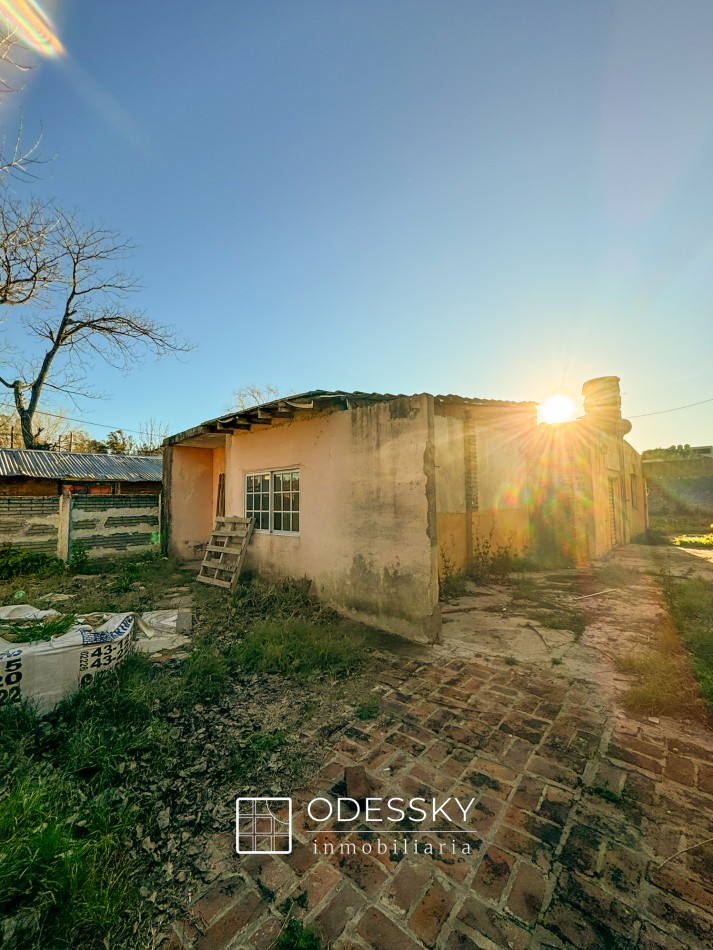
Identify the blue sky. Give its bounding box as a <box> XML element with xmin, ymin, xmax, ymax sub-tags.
<box><xmin>1</xmin><ymin>0</ymin><xmax>711</xmax><ymax>451</ymax></box>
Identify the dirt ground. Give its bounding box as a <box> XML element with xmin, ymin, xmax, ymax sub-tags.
<box><xmin>164</xmin><ymin>544</ymin><xmax>713</xmax><ymax>950</ymax></box>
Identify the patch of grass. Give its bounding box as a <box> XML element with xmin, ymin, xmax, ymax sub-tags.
<box><xmin>0</xmin><ymin>768</ymin><xmax>141</xmax><ymax>948</ymax></box>
<box><xmin>530</xmin><ymin>607</ymin><xmax>586</xmax><ymax>638</ymax></box>
<box><xmin>230</xmin><ymin>575</ymin><xmax>339</xmax><ymax>626</ymax></box>
<box><xmin>274</xmin><ymin>918</ymin><xmax>323</xmax><ymax>950</ymax></box>
<box><xmin>227</xmin><ymin>729</ymin><xmax>287</xmax><ymax>778</ymax></box>
<box><xmin>228</xmin><ymin>619</ymin><xmax>364</xmax><ymax>678</ymax></box>
<box><xmin>613</xmin><ymin>647</ymin><xmax>702</xmax><ymax>718</ymax></box>
<box><xmin>356</xmin><ymin>694</ymin><xmax>382</xmax><ymax>720</ymax></box>
<box><xmin>551</xmin><ymin>657</ymin><xmax>563</xmax><ymax>666</ymax></box>
<box><xmin>673</xmin><ymin>533</ymin><xmax>713</xmax><ymax>548</ymax></box>
<box><xmin>661</xmin><ymin>574</ymin><xmax>713</xmax><ymax>716</ymax></box>
<box><xmin>0</xmin><ymin>547</ymin><xmax>65</xmax><ymax>580</ymax></box>
<box><xmin>181</xmin><ymin>643</ymin><xmax>230</xmax><ymax>703</ymax></box>
<box><xmin>504</xmin><ymin>655</ymin><xmax>518</xmax><ymax>666</ymax></box>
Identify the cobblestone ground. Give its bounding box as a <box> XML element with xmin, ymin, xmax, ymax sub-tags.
<box><xmin>164</xmin><ymin>549</ymin><xmax>713</xmax><ymax>949</ymax></box>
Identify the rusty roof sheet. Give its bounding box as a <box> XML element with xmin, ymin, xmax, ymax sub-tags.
<box><xmin>0</xmin><ymin>449</ymin><xmax>162</xmax><ymax>482</ymax></box>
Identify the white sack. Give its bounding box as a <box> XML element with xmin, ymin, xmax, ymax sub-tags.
<box><xmin>0</xmin><ymin>613</ymin><xmax>134</xmax><ymax>714</ymax></box>
<box><xmin>0</xmin><ymin>605</ymin><xmax>60</xmax><ymax>621</ymax></box>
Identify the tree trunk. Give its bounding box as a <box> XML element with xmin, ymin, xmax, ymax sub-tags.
<box><xmin>18</xmin><ymin>408</ymin><xmax>37</xmax><ymax>448</ymax></box>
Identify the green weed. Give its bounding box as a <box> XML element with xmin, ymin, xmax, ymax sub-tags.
<box><xmin>356</xmin><ymin>694</ymin><xmax>382</xmax><ymax>720</ymax></box>
<box><xmin>229</xmin><ymin>619</ymin><xmax>364</xmax><ymax>678</ymax></box>
<box><xmin>227</xmin><ymin>729</ymin><xmax>287</xmax><ymax>778</ymax></box>
<box><xmin>439</xmin><ymin>545</ymin><xmax>467</xmax><ymax>599</ymax></box>
<box><xmin>181</xmin><ymin>643</ymin><xmax>230</xmax><ymax>703</ymax></box>
<box><xmin>274</xmin><ymin>918</ymin><xmax>323</xmax><ymax>950</ymax></box>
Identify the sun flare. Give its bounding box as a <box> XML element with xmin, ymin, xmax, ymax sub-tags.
<box><xmin>539</xmin><ymin>393</ymin><xmax>576</xmax><ymax>424</ymax></box>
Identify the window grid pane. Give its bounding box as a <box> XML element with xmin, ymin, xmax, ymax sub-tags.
<box><xmin>245</xmin><ymin>469</ymin><xmax>299</xmax><ymax>534</ymax></box>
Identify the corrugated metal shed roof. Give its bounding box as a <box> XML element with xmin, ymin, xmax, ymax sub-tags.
<box><xmin>166</xmin><ymin>390</ymin><xmax>536</xmax><ymax>445</ymax></box>
<box><xmin>0</xmin><ymin>449</ymin><xmax>162</xmax><ymax>482</ymax></box>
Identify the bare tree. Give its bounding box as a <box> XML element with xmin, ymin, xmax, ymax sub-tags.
<box><xmin>0</xmin><ymin>28</ymin><xmax>44</xmax><ymax>182</ymax></box>
<box><xmin>233</xmin><ymin>383</ymin><xmax>280</xmax><ymax>410</ymax></box>
<box><xmin>0</xmin><ymin>195</ymin><xmax>57</xmax><ymax>305</ymax></box>
<box><xmin>137</xmin><ymin>417</ymin><xmax>170</xmax><ymax>454</ymax></box>
<box><xmin>0</xmin><ymin>205</ymin><xmax>191</xmax><ymax>447</ymax></box>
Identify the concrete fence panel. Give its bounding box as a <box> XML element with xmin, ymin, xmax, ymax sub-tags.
<box><xmin>69</xmin><ymin>495</ymin><xmax>160</xmax><ymax>559</ymax></box>
<box><xmin>0</xmin><ymin>496</ymin><xmax>61</xmax><ymax>555</ymax></box>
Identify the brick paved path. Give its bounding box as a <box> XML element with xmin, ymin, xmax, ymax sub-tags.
<box><xmin>164</xmin><ymin>643</ymin><xmax>713</xmax><ymax>949</ymax></box>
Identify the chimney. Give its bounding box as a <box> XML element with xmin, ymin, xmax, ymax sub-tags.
<box><xmin>581</xmin><ymin>376</ymin><xmax>632</xmax><ymax>435</ymax></box>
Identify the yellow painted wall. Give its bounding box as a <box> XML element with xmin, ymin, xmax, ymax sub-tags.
<box><xmin>434</xmin><ymin>404</ymin><xmax>534</xmax><ymax>577</ymax></box>
<box><xmin>224</xmin><ymin>396</ymin><xmax>441</xmax><ymax>642</ymax></box>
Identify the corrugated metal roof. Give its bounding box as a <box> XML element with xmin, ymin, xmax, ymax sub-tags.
<box><xmin>166</xmin><ymin>390</ymin><xmax>537</xmax><ymax>445</ymax></box>
<box><xmin>0</xmin><ymin>449</ymin><xmax>162</xmax><ymax>482</ymax></box>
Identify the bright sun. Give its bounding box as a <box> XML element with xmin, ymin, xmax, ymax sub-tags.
<box><xmin>539</xmin><ymin>393</ymin><xmax>577</xmax><ymax>424</ymax></box>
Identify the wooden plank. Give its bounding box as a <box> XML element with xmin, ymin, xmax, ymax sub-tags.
<box><xmin>197</xmin><ymin>575</ymin><xmax>232</xmax><ymax>589</ymax></box>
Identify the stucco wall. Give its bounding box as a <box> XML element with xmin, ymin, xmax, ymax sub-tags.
<box><xmin>434</xmin><ymin>413</ymin><xmax>468</xmax><ymax>572</ymax></box>
<box><xmin>224</xmin><ymin>396</ymin><xmax>440</xmax><ymax>642</ymax></box>
<box><xmin>168</xmin><ymin>445</ymin><xmax>215</xmax><ymax>559</ymax></box>
<box><xmin>529</xmin><ymin>421</ymin><xmax>646</xmax><ymax>563</ymax></box>
<box><xmin>434</xmin><ymin>405</ymin><xmax>534</xmax><ymax>575</ymax></box>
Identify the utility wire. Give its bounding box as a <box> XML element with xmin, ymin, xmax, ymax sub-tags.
<box><xmin>0</xmin><ymin>407</ymin><xmax>143</xmax><ymax>434</ymax></box>
<box><xmin>628</xmin><ymin>396</ymin><xmax>713</xmax><ymax>419</ymax></box>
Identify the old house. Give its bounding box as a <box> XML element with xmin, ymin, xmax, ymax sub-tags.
<box><xmin>163</xmin><ymin>377</ymin><xmax>645</xmax><ymax>642</ymax></box>
<box><xmin>0</xmin><ymin>451</ymin><xmax>163</xmax><ymax>560</ymax></box>
<box><xmin>0</xmin><ymin>449</ymin><xmax>162</xmax><ymax>496</ymax></box>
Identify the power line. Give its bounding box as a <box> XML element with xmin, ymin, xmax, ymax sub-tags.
<box><xmin>628</xmin><ymin>396</ymin><xmax>713</xmax><ymax>419</ymax></box>
<box><xmin>0</xmin><ymin>407</ymin><xmax>143</xmax><ymax>434</ymax></box>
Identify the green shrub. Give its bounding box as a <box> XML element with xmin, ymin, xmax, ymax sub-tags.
<box><xmin>0</xmin><ymin>547</ymin><xmax>65</xmax><ymax>580</ymax></box>
<box><xmin>229</xmin><ymin>619</ymin><xmax>363</xmax><ymax>678</ymax></box>
<box><xmin>69</xmin><ymin>540</ymin><xmax>90</xmax><ymax>574</ymax></box>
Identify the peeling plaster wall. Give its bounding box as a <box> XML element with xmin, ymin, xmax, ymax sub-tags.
<box><xmin>224</xmin><ymin>396</ymin><xmax>440</xmax><ymax>642</ymax></box>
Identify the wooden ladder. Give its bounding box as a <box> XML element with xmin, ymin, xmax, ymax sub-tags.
<box><xmin>197</xmin><ymin>516</ymin><xmax>255</xmax><ymax>590</ymax></box>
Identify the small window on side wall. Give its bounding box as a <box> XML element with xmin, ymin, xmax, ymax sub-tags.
<box><xmin>245</xmin><ymin>469</ymin><xmax>299</xmax><ymax>534</ymax></box>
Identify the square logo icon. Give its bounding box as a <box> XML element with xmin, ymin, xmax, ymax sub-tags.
<box><xmin>235</xmin><ymin>798</ymin><xmax>292</xmax><ymax>854</ymax></box>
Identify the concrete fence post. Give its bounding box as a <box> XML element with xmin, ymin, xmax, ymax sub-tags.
<box><xmin>57</xmin><ymin>492</ymin><xmax>72</xmax><ymax>562</ymax></box>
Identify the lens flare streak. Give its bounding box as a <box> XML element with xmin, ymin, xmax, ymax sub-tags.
<box><xmin>0</xmin><ymin>1</ymin><xmax>64</xmax><ymax>57</ymax></box>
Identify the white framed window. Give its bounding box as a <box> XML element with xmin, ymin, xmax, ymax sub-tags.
<box><xmin>245</xmin><ymin>469</ymin><xmax>300</xmax><ymax>534</ymax></box>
